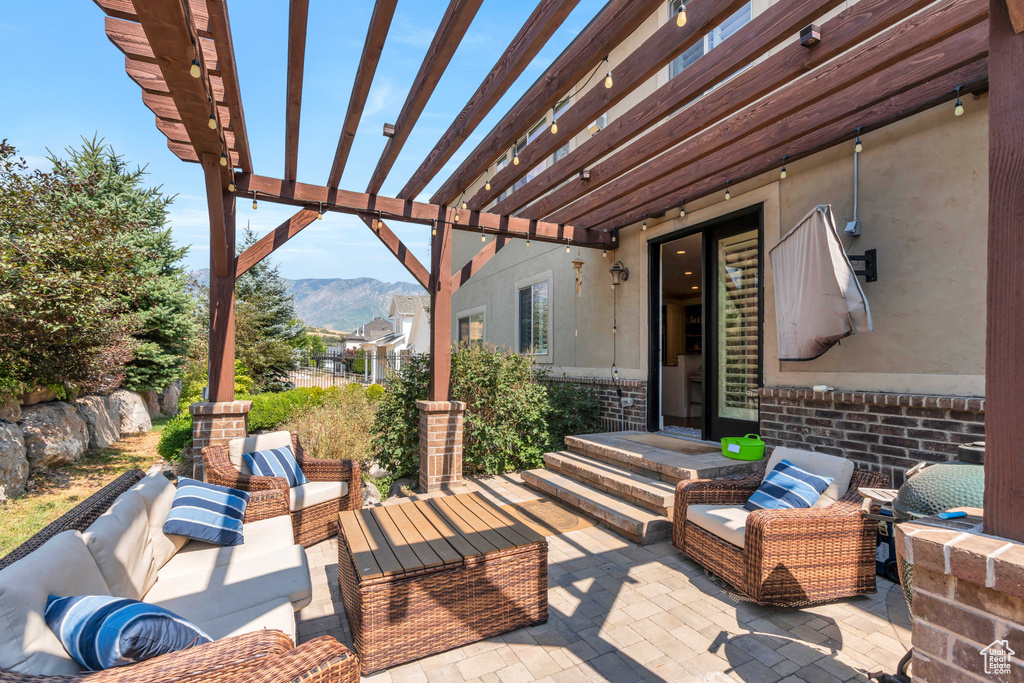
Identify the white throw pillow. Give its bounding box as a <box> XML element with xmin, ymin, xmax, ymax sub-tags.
<box><xmin>763</xmin><ymin>446</ymin><xmax>855</xmax><ymax>508</ymax></box>
<box><xmin>131</xmin><ymin>473</ymin><xmax>188</xmax><ymax>567</ymax></box>
<box><xmin>228</xmin><ymin>431</ymin><xmax>293</xmax><ymax>476</ymax></box>
<box><xmin>82</xmin><ymin>490</ymin><xmax>159</xmax><ymax>600</ymax></box>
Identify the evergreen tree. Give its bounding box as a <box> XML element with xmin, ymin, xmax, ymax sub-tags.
<box><xmin>58</xmin><ymin>136</ymin><xmax>196</xmax><ymax>391</ymax></box>
<box><xmin>234</xmin><ymin>226</ymin><xmax>304</xmax><ymax>392</ymax></box>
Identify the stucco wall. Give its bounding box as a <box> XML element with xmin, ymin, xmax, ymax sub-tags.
<box><xmin>450</xmin><ymin>95</ymin><xmax>989</xmax><ymax>397</ymax></box>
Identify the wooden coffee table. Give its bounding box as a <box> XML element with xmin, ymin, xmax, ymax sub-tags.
<box><xmin>337</xmin><ymin>493</ymin><xmax>548</xmax><ymax>673</ymax></box>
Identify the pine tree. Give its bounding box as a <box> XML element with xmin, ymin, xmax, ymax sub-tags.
<box><xmin>59</xmin><ymin>136</ymin><xmax>196</xmax><ymax>391</ymax></box>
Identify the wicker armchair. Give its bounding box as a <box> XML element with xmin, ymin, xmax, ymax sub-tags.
<box><xmin>204</xmin><ymin>432</ymin><xmax>361</xmax><ymax>546</ymax></box>
<box><xmin>673</xmin><ymin>462</ymin><xmax>887</xmax><ymax>606</ymax></box>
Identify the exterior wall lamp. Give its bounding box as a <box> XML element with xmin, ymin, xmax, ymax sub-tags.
<box><xmin>609</xmin><ymin>261</ymin><xmax>629</xmax><ymax>287</ymax></box>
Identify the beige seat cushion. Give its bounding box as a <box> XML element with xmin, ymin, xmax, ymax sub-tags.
<box><xmin>764</xmin><ymin>446</ymin><xmax>855</xmax><ymax>508</ymax></box>
<box><xmin>144</xmin><ymin>544</ymin><xmax>313</xmax><ymax>616</ymax></box>
<box><xmin>0</xmin><ymin>531</ymin><xmax>111</xmax><ymax>675</ymax></box>
<box><xmin>157</xmin><ymin>515</ymin><xmax>296</xmax><ymax>580</ymax></box>
<box><xmin>82</xmin><ymin>490</ymin><xmax>159</xmax><ymax>600</ymax></box>
<box><xmin>130</xmin><ymin>472</ymin><xmax>188</xmax><ymax>567</ymax></box>
<box><xmin>228</xmin><ymin>431</ymin><xmax>293</xmax><ymax>476</ymax></box>
<box><xmin>192</xmin><ymin>597</ymin><xmax>297</xmax><ymax>643</ymax></box>
<box><xmin>289</xmin><ymin>481</ymin><xmax>347</xmax><ymax>511</ymax></box>
<box><xmin>686</xmin><ymin>505</ymin><xmax>750</xmax><ymax>548</ymax></box>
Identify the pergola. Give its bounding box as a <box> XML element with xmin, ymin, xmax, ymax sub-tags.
<box><xmin>91</xmin><ymin>0</ymin><xmax>1023</xmax><ymax>538</ymax></box>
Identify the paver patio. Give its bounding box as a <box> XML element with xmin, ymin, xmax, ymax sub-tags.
<box><xmin>296</xmin><ymin>474</ymin><xmax>911</xmax><ymax>682</ymax></box>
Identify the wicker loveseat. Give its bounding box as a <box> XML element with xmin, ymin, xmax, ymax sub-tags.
<box><xmin>0</xmin><ymin>470</ymin><xmax>359</xmax><ymax>682</ymax></box>
<box><xmin>204</xmin><ymin>431</ymin><xmax>361</xmax><ymax>546</ymax></box>
<box><xmin>673</xmin><ymin>446</ymin><xmax>887</xmax><ymax>606</ymax></box>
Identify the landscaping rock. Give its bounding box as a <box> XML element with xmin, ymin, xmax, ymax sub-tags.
<box><xmin>19</xmin><ymin>402</ymin><xmax>89</xmax><ymax>469</ymax></box>
<box><xmin>0</xmin><ymin>422</ymin><xmax>28</xmax><ymax>500</ymax></box>
<box><xmin>366</xmin><ymin>460</ymin><xmax>389</xmax><ymax>479</ymax></box>
<box><xmin>157</xmin><ymin>380</ymin><xmax>182</xmax><ymax>416</ymax></box>
<box><xmin>387</xmin><ymin>477</ymin><xmax>417</xmax><ymax>499</ymax></box>
<box><xmin>362</xmin><ymin>480</ymin><xmax>382</xmax><ymax>507</ymax></box>
<box><xmin>139</xmin><ymin>390</ymin><xmax>161</xmax><ymax>418</ymax></box>
<box><xmin>18</xmin><ymin>387</ymin><xmax>57</xmax><ymax>406</ymax></box>
<box><xmin>109</xmin><ymin>390</ymin><xmax>152</xmax><ymax>435</ymax></box>
<box><xmin>75</xmin><ymin>395</ymin><xmax>120</xmax><ymax>450</ymax></box>
<box><xmin>0</xmin><ymin>397</ymin><xmax>20</xmax><ymax>423</ymax></box>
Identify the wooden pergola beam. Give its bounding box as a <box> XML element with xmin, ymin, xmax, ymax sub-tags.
<box><xmin>398</xmin><ymin>0</ymin><xmax>582</xmax><ymax>200</ymax></box>
<box><xmin>358</xmin><ymin>217</ymin><xmax>432</xmax><ymax>290</ymax></box>
<box><xmin>558</xmin><ymin>1</ymin><xmax>987</xmax><ymax>227</ymax></box>
<box><xmin>327</xmin><ymin>0</ymin><xmax>399</xmax><ymax>189</ymax></box>
<box><xmin>430</xmin><ymin>0</ymin><xmax>665</xmax><ymax>206</ymax></box>
<box><xmin>201</xmin><ymin>153</ymin><xmax>231</xmax><ymax>277</ymax></box>
<box><xmin>365</xmin><ymin>0</ymin><xmax>485</xmax><ymax>195</ymax></box>
<box><xmin>1007</xmin><ymin>0</ymin><xmax>1024</xmax><ymax>32</ymax></box>
<box><xmin>467</xmin><ymin>0</ymin><xmax>749</xmax><ymax>210</ymax></box>
<box><xmin>502</xmin><ymin>0</ymin><xmax>928</xmax><ymax>219</ymax></box>
<box><xmin>94</xmin><ymin>0</ymin><xmax>212</xmax><ymax>38</ymax></box>
<box><xmin>205</xmin><ymin>0</ymin><xmax>253</xmax><ymax>172</ymax></box>
<box><xmin>235</xmin><ymin>207</ymin><xmax>320</xmax><ymax>277</ymax></box>
<box><xmin>233</xmin><ymin>173</ymin><xmax>613</xmax><ymax>247</ymax></box>
<box><xmin>451</xmin><ymin>236</ymin><xmax>511</xmax><ymax>293</ymax></box>
<box><xmin>284</xmin><ymin>0</ymin><xmax>310</xmax><ymax>182</ymax></box>
<box><xmin>126</xmin><ymin>57</ymin><xmax>227</xmax><ymax>102</ymax></box>
<box><xmin>106</xmin><ymin>17</ymin><xmax>220</xmax><ymax>73</ymax></box>
<box><xmin>585</xmin><ymin>57</ymin><xmax>988</xmax><ymax>232</ymax></box>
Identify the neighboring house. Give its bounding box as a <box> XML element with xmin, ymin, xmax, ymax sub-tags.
<box><xmin>343</xmin><ymin>298</ymin><xmax>430</xmax><ymax>382</ymax></box>
<box><xmin>341</xmin><ymin>317</ymin><xmax>393</xmax><ymax>351</ymax></box>
<box><xmin>449</xmin><ymin>0</ymin><xmax>988</xmax><ymax>487</ymax></box>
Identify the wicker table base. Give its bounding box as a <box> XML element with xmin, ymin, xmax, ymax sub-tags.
<box><xmin>337</xmin><ymin>494</ymin><xmax>548</xmax><ymax>673</ymax></box>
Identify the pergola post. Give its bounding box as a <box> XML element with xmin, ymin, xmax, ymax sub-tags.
<box><xmin>983</xmin><ymin>0</ymin><xmax>1024</xmax><ymax>543</ymax></box>
<box><xmin>418</xmin><ymin>211</ymin><xmax>464</xmax><ymax>492</ymax></box>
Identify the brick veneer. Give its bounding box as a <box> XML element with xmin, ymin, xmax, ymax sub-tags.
<box><xmin>188</xmin><ymin>400</ymin><xmax>252</xmax><ymax>479</ymax></box>
<box><xmin>896</xmin><ymin>511</ymin><xmax>1024</xmax><ymax>682</ymax></box>
<box><xmin>756</xmin><ymin>388</ymin><xmax>985</xmax><ymax>487</ymax></box>
<box><xmin>543</xmin><ymin>376</ymin><xmax>647</xmax><ymax>432</ymax></box>
<box><xmin>417</xmin><ymin>400</ymin><xmax>466</xmax><ymax>493</ymax></box>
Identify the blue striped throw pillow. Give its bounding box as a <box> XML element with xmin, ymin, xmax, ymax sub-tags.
<box><xmin>241</xmin><ymin>444</ymin><xmax>309</xmax><ymax>488</ymax></box>
<box><xmin>162</xmin><ymin>478</ymin><xmax>249</xmax><ymax>546</ymax></box>
<box><xmin>744</xmin><ymin>459</ymin><xmax>834</xmax><ymax>512</ymax></box>
<box><xmin>45</xmin><ymin>595</ymin><xmax>210</xmax><ymax>671</ymax></box>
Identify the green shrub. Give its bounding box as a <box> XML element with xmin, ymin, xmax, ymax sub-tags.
<box><xmin>365</xmin><ymin>384</ymin><xmax>385</xmax><ymax>402</ymax></box>
<box><xmin>282</xmin><ymin>389</ymin><xmax>374</xmax><ymax>469</ymax></box>
<box><xmin>157</xmin><ymin>412</ymin><xmax>193</xmax><ymax>462</ymax></box>
<box><xmin>371</xmin><ymin>356</ymin><xmax>429</xmax><ymax>478</ymax></box>
<box><xmin>245</xmin><ymin>386</ymin><xmax>330</xmax><ymax>431</ymax></box>
<box><xmin>343</xmin><ymin>383</ymin><xmax>364</xmax><ymax>396</ymax></box>
<box><xmin>541</xmin><ymin>375</ymin><xmax>602</xmax><ymax>451</ymax></box>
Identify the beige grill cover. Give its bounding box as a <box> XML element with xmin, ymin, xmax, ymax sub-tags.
<box><xmin>769</xmin><ymin>205</ymin><xmax>872</xmax><ymax>361</ymax></box>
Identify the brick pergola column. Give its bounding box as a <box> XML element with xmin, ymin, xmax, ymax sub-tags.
<box><xmin>188</xmin><ymin>400</ymin><xmax>252</xmax><ymax>479</ymax></box>
<box><xmin>417</xmin><ymin>400</ymin><xmax>465</xmax><ymax>492</ymax></box>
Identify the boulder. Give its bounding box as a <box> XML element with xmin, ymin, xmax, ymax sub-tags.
<box><xmin>17</xmin><ymin>387</ymin><xmax>57</xmax><ymax>406</ymax></box>
<box><xmin>75</xmin><ymin>395</ymin><xmax>120</xmax><ymax>450</ymax></box>
<box><xmin>366</xmin><ymin>460</ymin><xmax>389</xmax><ymax>479</ymax></box>
<box><xmin>387</xmin><ymin>477</ymin><xmax>417</xmax><ymax>499</ymax></box>
<box><xmin>19</xmin><ymin>402</ymin><xmax>89</xmax><ymax>469</ymax></box>
<box><xmin>0</xmin><ymin>397</ymin><xmax>20</xmax><ymax>423</ymax></box>
<box><xmin>362</xmin><ymin>480</ymin><xmax>382</xmax><ymax>508</ymax></box>
<box><xmin>157</xmin><ymin>380</ymin><xmax>182</xmax><ymax>416</ymax></box>
<box><xmin>109</xmin><ymin>390</ymin><xmax>152</xmax><ymax>435</ymax></box>
<box><xmin>0</xmin><ymin>422</ymin><xmax>28</xmax><ymax>500</ymax></box>
<box><xmin>139</xmin><ymin>390</ymin><xmax>161</xmax><ymax>418</ymax></box>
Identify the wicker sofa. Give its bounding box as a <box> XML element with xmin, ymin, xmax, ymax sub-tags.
<box><xmin>673</xmin><ymin>446</ymin><xmax>887</xmax><ymax>606</ymax></box>
<box><xmin>0</xmin><ymin>470</ymin><xmax>359</xmax><ymax>682</ymax></box>
<box><xmin>204</xmin><ymin>431</ymin><xmax>361</xmax><ymax>546</ymax></box>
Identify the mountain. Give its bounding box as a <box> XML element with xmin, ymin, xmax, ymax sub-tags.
<box><xmin>192</xmin><ymin>271</ymin><xmax>424</xmax><ymax>332</ymax></box>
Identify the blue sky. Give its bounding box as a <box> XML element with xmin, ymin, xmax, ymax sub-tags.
<box><xmin>1</xmin><ymin>0</ymin><xmax>605</xmax><ymax>284</ymax></box>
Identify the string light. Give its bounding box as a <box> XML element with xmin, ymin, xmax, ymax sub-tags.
<box><xmin>642</xmin><ymin>214</ymin><xmax>648</xmax><ymax>231</ymax></box>
<box><xmin>454</xmin><ymin>211</ymin><xmax>460</xmax><ymax>223</ymax></box>
<box><xmin>317</xmin><ymin>202</ymin><xmax>323</xmax><ymax>220</ymax></box>
<box><xmin>603</xmin><ymin>249</ymin><xmax>607</xmax><ymax>258</ymax></box>
<box><xmin>431</xmin><ymin>220</ymin><xmax>437</xmax><ymax>236</ymax></box>
<box><xmin>228</xmin><ymin>182</ymin><xmax>235</xmax><ymax>193</ymax></box>
<box><xmin>526</xmin><ymin>238</ymin><xmax>531</xmax><ymax>248</ymax></box>
<box><xmin>604</xmin><ymin>69</ymin><xmax>613</xmax><ymax>89</ymax></box>
<box><xmin>252</xmin><ymin>191</ymin><xmax>258</xmax><ymax>211</ymax></box>
<box><xmin>679</xmin><ymin>198</ymin><xmax>685</xmax><ymax>217</ymax></box>
<box><xmin>513</xmin><ymin>150</ymin><xmax>520</xmax><ymax>166</ymax></box>
<box><xmin>190</xmin><ymin>59</ymin><xmax>202</xmax><ymax>79</ymax></box>
<box><xmin>485</xmin><ymin>179</ymin><xmax>491</xmax><ymax>191</ymax></box>
<box><xmin>612</xmin><ymin>231</ymin><xmax>617</xmax><ymax>243</ymax></box>
<box><xmin>566</xmin><ymin>239</ymin><xmax>571</xmax><ymax>254</ymax></box>
<box><xmin>462</xmin><ymin>200</ymin><xmax>468</xmax><ymax>210</ymax></box>
<box><xmin>954</xmin><ymin>86</ymin><xmax>964</xmax><ymax>117</ymax></box>
<box><xmin>780</xmin><ymin>156</ymin><xmax>788</xmax><ymax>180</ymax></box>
<box><xmin>220</xmin><ymin>153</ymin><xmax>228</xmax><ymax>167</ymax></box>
<box><xmin>854</xmin><ymin>127</ymin><xmax>863</xmax><ymax>154</ymax></box>
<box><xmin>551</xmin><ymin>107</ymin><xmax>558</xmax><ymax>135</ymax></box>
<box><xmin>375</xmin><ymin>212</ymin><xmax>383</xmax><ymax>229</ymax></box>
<box><xmin>725</xmin><ymin>181</ymin><xmax>731</xmax><ymax>201</ymax></box>
<box><xmin>676</xmin><ymin>3</ymin><xmax>687</xmax><ymax>27</ymax></box>
<box><xmin>208</xmin><ymin>113</ymin><xmax>217</xmax><ymax>130</ymax></box>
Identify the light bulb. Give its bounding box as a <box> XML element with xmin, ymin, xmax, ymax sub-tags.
<box><xmin>551</xmin><ymin>122</ymin><xmax>558</xmax><ymax>135</ymax></box>
<box><xmin>208</xmin><ymin>115</ymin><xmax>217</xmax><ymax>130</ymax></box>
<box><xmin>513</xmin><ymin>153</ymin><xmax>520</xmax><ymax>166</ymax></box>
<box><xmin>954</xmin><ymin>100</ymin><xmax>964</xmax><ymax>117</ymax></box>
<box><xmin>854</xmin><ymin>139</ymin><xmax>863</xmax><ymax>153</ymax></box>
<box><xmin>725</xmin><ymin>188</ymin><xmax>731</xmax><ymax>200</ymax></box>
<box><xmin>613</xmin><ymin>326</ymin><xmax>617</xmax><ymax>334</ymax></box>
<box><xmin>642</xmin><ymin>218</ymin><xmax>647</xmax><ymax>231</ymax></box>
<box><xmin>220</xmin><ymin>154</ymin><xmax>228</xmax><ymax>167</ymax></box>
<box><xmin>482</xmin><ymin>233</ymin><xmax>487</xmax><ymax>242</ymax></box>
<box><xmin>612</xmin><ymin>233</ymin><xmax>617</xmax><ymax>243</ymax></box>
<box><xmin>227</xmin><ymin>183</ymin><xmax>235</xmax><ymax>193</ymax></box>
<box><xmin>485</xmin><ymin>180</ymin><xmax>491</xmax><ymax>191</ymax></box>
<box><xmin>190</xmin><ymin>59</ymin><xmax>201</xmax><ymax>78</ymax></box>
<box><xmin>317</xmin><ymin>212</ymin><xmax>323</xmax><ymax>220</ymax></box>
<box><xmin>376</xmin><ymin>218</ymin><xmax>382</xmax><ymax>229</ymax></box>
<box><xmin>527</xmin><ymin>239</ymin><xmax>531</xmax><ymax>248</ymax></box>
<box><xmin>604</xmin><ymin>72</ymin><xmax>613</xmax><ymax>89</ymax></box>
<box><xmin>454</xmin><ymin>212</ymin><xmax>460</xmax><ymax>223</ymax></box>
<box><xmin>432</xmin><ymin>226</ymin><xmax>437</xmax><ymax>236</ymax></box>
<box><xmin>676</xmin><ymin>6</ymin><xmax>687</xmax><ymax>27</ymax></box>
<box><xmin>679</xmin><ymin>200</ymin><xmax>685</xmax><ymax>217</ymax></box>
<box><xmin>603</xmin><ymin>249</ymin><xmax>607</xmax><ymax>258</ymax></box>
<box><xmin>252</xmin><ymin>199</ymin><xmax>258</xmax><ymax>210</ymax></box>
<box><xmin>462</xmin><ymin>200</ymin><xmax>468</xmax><ymax>210</ymax></box>
<box><xmin>780</xmin><ymin>166</ymin><xmax>787</xmax><ymax>180</ymax></box>
<box><xmin>566</xmin><ymin>244</ymin><xmax>571</xmax><ymax>253</ymax></box>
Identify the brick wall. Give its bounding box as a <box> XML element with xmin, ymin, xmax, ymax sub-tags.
<box><xmin>544</xmin><ymin>376</ymin><xmax>648</xmax><ymax>432</ymax></box>
<box><xmin>417</xmin><ymin>400</ymin><xmax>465</xmax><ymax>492</ymax></box>
<box><xmin>188</xmin><ymin>400</ymin><xmax>252</xmax><ymax>479</ymax></box>
<box><xmin>756</xmin><ymin>388</ymin><xmax>984</xmax><ymax>486</ymax></box>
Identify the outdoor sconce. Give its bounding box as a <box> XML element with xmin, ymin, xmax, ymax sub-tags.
<box><xmin>579</xmin><ymin>170</ymin><xmax>591</xmax><ymax>181</ymax></box>
<box><xmin>800</xmin><ymin>25</ymin><xmax>821</xmax><ymax>48</ymax></box>
<box><xmin>383</xmin><ymin>123</ymin><xmax>396</xmax><ymax>137</ymax></box>
<box><xmin>609</xmin><ymin>261</ymin><xmax>629</xmax><ymax>287</ymax></box>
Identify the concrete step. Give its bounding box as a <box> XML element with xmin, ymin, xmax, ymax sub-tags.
<box><xmin>520</xmin><ymin>469</ymin><xmax>672</xmax><ymax>545</ymax></box>
<box><xmin>565</xmin><ymin>432</ymin><xmax>753</xmax><ymax>484</ymax></box>
<box><xmin>544</xmin><ymin>450</ymin><xmax>676</xmax><ymax>516</ymax></box>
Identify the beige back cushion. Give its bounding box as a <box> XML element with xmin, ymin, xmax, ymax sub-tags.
<box><xmin>82</xmin><ymin>490</ymin><xmax>159</xmax><ymax>600</ymax></box>
<box><xmin>764</xmin><ymin>447</ymin><xmax>856</xmax><ymax>508</ymax></box>
<box><xmin>130</xmin><ymin>473</ymin><xmax>188</xmax><ymax>567</ymax></box>
<box><xmin>0</xmin><ymin>531</ymin><xmax>111</xmax><ymax>675</ymax></box>
<box><xmin>228</xmin><ymin>431</ymin><xmax>293</xmax><ymax>475</ymax></box>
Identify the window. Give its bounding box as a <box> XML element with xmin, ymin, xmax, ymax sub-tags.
<box><xmin>458</xmin><ymin>312</ymin><xmax>484</xmax><ymax>344</ymax></box>
<box><xmin>668</xmin><ymin>0</ymin><xmax>752</xmax><ymax>80</ymax></box>
<box><xmin>518</xmin><ymin>281</ymin><xmax>549</xmax><ymax>355</ymax></box>
<box><xmin>588</xmin><ymin>113</ymin><xmax>607</xmax><ymax>136</ymax></box>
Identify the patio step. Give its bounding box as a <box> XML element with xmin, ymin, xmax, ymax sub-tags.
<box><xmin>544</xmin><ymin>450</ymin><xmax>676</xmax><ymax>517</ymax></box>
<box><xmin>520</xmin><ymin>469</ymin><xmax>672</xmax><ymax>545</ymax></box>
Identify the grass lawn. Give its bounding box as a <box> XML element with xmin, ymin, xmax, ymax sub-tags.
<box><xmin>0</xmin><ymin>429</ymin><xmax>163</xmax><ymax>557</ymax></box>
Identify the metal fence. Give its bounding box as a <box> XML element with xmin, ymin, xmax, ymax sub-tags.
<box><xmin>288</xmin><ymin>350</ymin><xmax>413</xmax><ymax>388</ymax></box>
